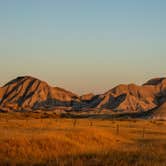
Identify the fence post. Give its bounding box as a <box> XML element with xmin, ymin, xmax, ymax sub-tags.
<box><xmin>90</xmin><ymin>120</ymin><xmax>93</xmax><ymax>127</ymax></box>
<box><xmin>142</xmin><ymin>127</ymin><xmax>145</xmax><ymax>138</ymax></box>
<box><xmin>116</xmin><ymin>124</ymin><xmax>119</xmax><ymax>135</ymax></box>
<box><xmin>6</xmin><ymin>118</ymin><xmax>8</xmax><ymax>123</ymax></box>
<box><xmin>73</xmin><ymin>119</ymin><xmax>77</xmax><ymax>127</ymax></box>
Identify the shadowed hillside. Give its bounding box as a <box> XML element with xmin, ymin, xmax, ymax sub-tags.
<box><xmin>151</xmin><ymin>102</ymin><xmax>166</xmax><ymax>120</ymax></box>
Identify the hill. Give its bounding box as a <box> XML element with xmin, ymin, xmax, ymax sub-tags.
<box><xmin>0</xmin><ymin>76</ymin><xmax>166</xmax><ymax>119</ymax></box>
<box><xmin>0</xmin><ymin>76</ymin><xmax>79</xmax><ymax>112</ymax></box>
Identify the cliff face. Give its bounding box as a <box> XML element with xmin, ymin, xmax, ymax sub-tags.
<box><xmin>0</xmin><ymin>76</ymin><xmax>166</xmax><ymax>115</ymax></box>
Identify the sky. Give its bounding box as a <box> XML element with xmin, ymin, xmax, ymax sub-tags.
<box><xmin>0</xmin><ymin>0</ymin><xmax>166</xmax><ymax>94</ymax></box>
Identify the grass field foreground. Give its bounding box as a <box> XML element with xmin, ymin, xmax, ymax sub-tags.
<box><xmin>0</xmin><ymin>113</ymin><xmax>166</xmax><ymax>166</ymax></box>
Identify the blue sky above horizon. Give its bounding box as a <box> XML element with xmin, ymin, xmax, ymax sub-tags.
<box><xmin>0</xmin><ymin>0</ymin><xmax>166</xmax><ymax>94</ymax></box>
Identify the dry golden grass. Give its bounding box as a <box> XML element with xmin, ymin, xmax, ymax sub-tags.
<box><xmin>0</xmin><ymin>113</ymin><xmax>166</xmax><ymax>166</ymax></box>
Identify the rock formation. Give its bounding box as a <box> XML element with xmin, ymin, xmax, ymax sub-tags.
<box><xmin>0</xmin><ymin>76</ymin><xmax>79</xmax><ymax>111</ymax></box>
<box><xmin>0</xmin><ymin>76</ymin><xmax>166</xmax><ymax>118</ymax></box>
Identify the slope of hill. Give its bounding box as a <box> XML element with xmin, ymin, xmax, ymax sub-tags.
<box><xmin>80</xmin><ymin>93</ymin><xmax>95</xmax><ymax>101</ymax></box>
<box><xmin>0</xmin><ymin>76</ymin><xmax>166</xmax><ymax>118</ymax></box>
<box><xmin>0</xmin><ymin>76</ymin><xmax>79</xmax><ymax>111</ymax></box>
<box><xmin>151</xmin><ymin>102</ymin><xmax>166</xmax><ymax>120</ymax></box>
<box><xmin>0</xmin><ymin>87</ymin><xmax>3</xmax><ymax>99</ymax></box>
<box><xmin>79</xmin><ymin>78</ymin><xmax>166</xmax><ymax>113</ymax></box>
<box><xmin>95</xmin><ymin>84</ymin><xmax>157</xmax><ymax>112</ymax></box>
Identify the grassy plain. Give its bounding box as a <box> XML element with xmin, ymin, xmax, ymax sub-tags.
<box><xmin>0</xmin><ymin>112</ymin><xmax>166</xmax><ymax>166</ymax></box>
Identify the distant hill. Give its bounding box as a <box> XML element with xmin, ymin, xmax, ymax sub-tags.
<box><xmin>0</xmin><ymin>76</ymin><xmax>79</xmax><ymax>112</ymax></box>
<box><xmin>0</xmin><ymin>76</ymin><xmax>166</xmax><ymax>119</ymax></box>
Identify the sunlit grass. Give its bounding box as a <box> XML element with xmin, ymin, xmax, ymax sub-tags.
<box><xmin>0</xmin><ymin>113</ymin><xmax>166</xmax><ymax>165</ymax></box>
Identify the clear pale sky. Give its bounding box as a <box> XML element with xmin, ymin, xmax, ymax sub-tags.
<box><xmin>0</xmin><ymin>0</ymin><xmax>165</xmax><ymax>94</ymax></box>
